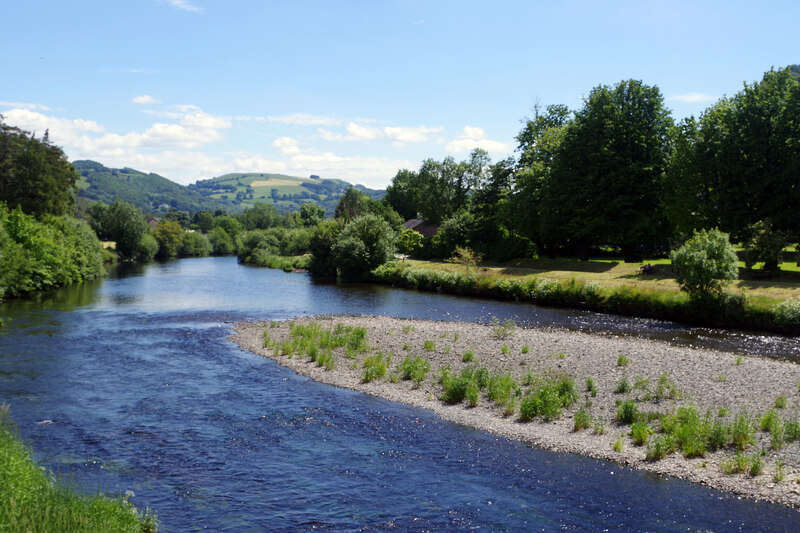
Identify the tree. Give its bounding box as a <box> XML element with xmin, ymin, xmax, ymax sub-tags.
<box><xmin>208</xmin><ymin>226</ymin><xmax>235</xmax><ymax>255</ymax></box>
<box><xmin>446</xmin><ymin>246</ymin><xmax>483</xmax><ymax>273</ymax></box>
<box><xmin>0</xmin><ymin>118</ymin><xmax>80</xmax><ymax>218</ymax></box>
<box><xmin>309</xmin><ymin>219</ymin><xmax>341</xmax><ymax>277</ymax></box>
<box><xmin>300</xmin><ymin>203</ymin><xmax>325</xmax><ymax>227</ymax></box>
<box><xmin>331</xmin><ymin>214</ymin><xmax>396</xmax><ymax>280</ymax></box>
<box><xmin>241</xmin><ymin>202</ymin><xmax>280</xmax><ymax>230</ymax></box>
<box><xmin>104</xmin><ymin>200</ymin><xmax>149</xmax><ymax>260</ymax></box>
<box><xmin>335</xmin><ymin>187</ymin><xmax>371</xmax><ymax>224</ymax></box>
<box><xmin>153</xmin><ymin>220</ymin><xmax>184</xmax><ymax>258</ymax></box>
<box><xmin>543</xmin><ymin>80</ymin><xmax>672</xmax><ymax>260</ymax></box>
<box><xmin>741</xmin><ymin>220</ymin><xmax>788</xmax><ymax>272</ymax></box>
<box><xmin>670</xmin><ymin>228</ymin><xmax>739</xmax><ymax>300</ymax></box>
<box><xmin>397</xmin><ymin>228</ymin><xmax>423</xmax><ymax>261</ymax></box>
<box><xmin>675</xmin><ymin>68</ymin><xmax>800</xmax><ymax>239</ymax></box>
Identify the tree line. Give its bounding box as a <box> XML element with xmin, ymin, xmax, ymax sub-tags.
<box><xmin>383</xmin><ymin>66</ymin><xmax>800</xmax><ymax>266</ymax></box>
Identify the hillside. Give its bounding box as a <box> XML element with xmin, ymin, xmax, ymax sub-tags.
<box><xmin>74</xmin><ymin>161</ymin><xmax>384</xmax><ymax>215</ymax></box>
<box><xmin>74</xmin><ymin>160</ymin><xmax>235</xmax><ymax>214</ymax></box>
<box><xmin>188</xmin><ymin>172</ymin><xmax>384</xmax><ymax>215</ymax></box>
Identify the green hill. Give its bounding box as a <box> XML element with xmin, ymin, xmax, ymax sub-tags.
<box><xmin>74</xmin><ymin>160</ymin><xmax>235</xmax><ymax>214</ymax></box>
<box><xmin>188</xmin><ymin>172</ymin><xmax>384</xmax><ymax>215</ymax></box>
<box><xmin>74</xmin><ymin>160</ymin><xmax>385</xmax><ymax>215</ymax></box>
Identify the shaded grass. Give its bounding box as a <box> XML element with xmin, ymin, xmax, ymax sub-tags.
<box><xmin>370</xmin><ymin>260</ymin><xmax>800</xmax><ymax>334</ymax></box>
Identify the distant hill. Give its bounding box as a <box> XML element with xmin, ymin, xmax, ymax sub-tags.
<box><xmin>74</xmin><ymin>160</ymin><xmax>235</xmax><ymax>214</ymax></box>
<box><xmin>73</xmin><ymin>160</ymin><xmax>385</xmax><ymax>215</ymax></box>
<box><xmin>188</xmin><ymin>172</ymin><xmax>384</xmax><ymax>215</ymax></box>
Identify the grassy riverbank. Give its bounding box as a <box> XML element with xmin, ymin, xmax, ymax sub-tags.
<box><xmin>370</xmin><ymin>259</ymin><xmax>800</xmax><ymax>334</ymax></box>
<box><xmin>234</xmin><ymin>315</ymin><xmax>800</xmax><ymax>508</ymax></box>
<box><xmin>0</xmin><ymin>405</ymin><xmax>157</xmax><ymax>533</ymax></box>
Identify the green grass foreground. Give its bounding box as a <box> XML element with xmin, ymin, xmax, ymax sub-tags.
<box><xmin>0</xmin><ymin>405</ymin><xmax>157</xmax><ymax>533</ymax></box>
<box><xmin>370</xmin><ymin>259</ymin><xmax>800</xmax><ymax>334</ymax></box>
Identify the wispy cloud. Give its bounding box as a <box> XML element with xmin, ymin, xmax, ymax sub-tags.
<box><xmin>446</xmin><ymin>126</ymin><xmax>509</xmax><ymax>153</ymax></box>
<box><xmin>667</xmin><ymin>92</ymin><xmax>718</xmax><ymax>103</ymax></box>
<box><xmin>132</xmin><ymin>95</ymin><xmax>160</xmax><ymax>105</ymax></box>
<box><xmin>318</xmin><ymin>122</ymin><xmax>443</xmax><ymax>144</ymax></box>
<box><xmin>165</xmin><ymin>0</ymin><xmax>202</xmax><ymax>13</ymax></box>
<box><xmin>0</xmin><ymin>101</ymin><xmax>50</xmax><ymax>111</ymax></box>
<box><xmin>267</xmin><ymin>113</ymin><xmax>342</xmax><ymax>126</ymax></box>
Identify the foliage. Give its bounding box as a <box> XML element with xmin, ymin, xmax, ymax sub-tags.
<box><xmin>331</xmin><ymin>213</ymin><xmax>396</xmax><ymax>280</ymax></box>
<box><xmin>397</xmin><ymin>228</ymin><xmax>423</xmax><ymax>260</ymax></box>
<box><xmin>489</xmin><ymin>317</ymin><xmax>516</xmax><ymax>339</ymax></box>
<box><xmin>399</xmin><ymin>355</ymin><xmax>431</xmax><ymax>387</ymax></box>
<box><xmin>362</xmin><ymin>353</ymin><xmax>390</xmax><ymax>383</ymax></box>
<box><xmin>741</xmin><ymin>220</ymin><xmax>789</xmax><ymax>271</ymax></box>
<box><xmin>0</xmin><ymin>204</ymin><xmax>105</xmax><ymax>296</ymax></box>
<box><xmin>1</xmin><ymin>118</ymin><xmax>79</xmax><ymax>218</ymax></box>
<box><xmin>98</xmin><ymin>200</ymin><xmax>150</xmax><ymax>261</ymax></box>
<box><xmin>153</xmin><ymin>220</ymin><xmax>184</xmax><ymax>258</ymax></box>
<box><xmin>670</xmin><ymin>228</ymin><xmax>739</xmax><ymax>299</ymax></box>
<box><xmin>672</xmin><ymin>68</ymin><xmax>800</xmax><ymax>238</ymax></box>
<box><xmin>179</xmin><ymin>231</ymin><xmax>212</xmax><ymax>257</ymax></box>
<box><xmin>542</xmin><ymin>79</ymin><xmax>672</xmax><ymax>260</ymax></box>
<box><xmin>0</xmin><ymin>405</ymin><xmax>158</xmax><ymax>532</ymax></box>
<box><xmin>308</xmin><ymin>219</ymin><xmax>341</xmax><ymax>276</ymax></box>
<box><xmin>773</xmin><ymin>298</ymin><xmax>800</xmax><ymax>333</ymax></box>
<box><xmin>446</xmin><ymin>245</ymin><xmax>483</xmax><ymax>273</ymax></box>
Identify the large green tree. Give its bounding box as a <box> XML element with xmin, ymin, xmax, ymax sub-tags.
<box><xmin>0</xmin><ymin>118</ymin><xmax>80</xmax><ymax>218</ymax></box>
<box><xmin>671</xmin><ymin>68</ymin><xmax>800</xmax><ymax>240</ymax></box>
<box><xmin>543</xmin><ymin>80</ymin><xmax>672</xmax><ymax>260</ymax></box>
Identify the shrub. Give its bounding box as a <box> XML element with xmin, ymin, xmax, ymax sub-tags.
<box><xmin>573</xmin><ymin>406</ymin><xmax>592</xmax><ymax>431</ymax></box>
<box><xmin>362</xmin><ymin>353</ymin><xmax>390</xmax><ymax>383</ymax></box>
<box><xmin>630</xmin><ymin>421</ymin><xmax>652</xmax><ymax>445</ymax></box>
<box><xmin>615</xmin><ymin>400</ymin><xmax>638</xmax><ymax>424</ymax></box>
<box><xmin>670</xmin><ymin>228</ymin><xmax>739</xmax><ymax>300</ymax></box>
<box><xmin>486</xmin><ymin>373</ymin><xmax>520</xmax><ymax>409</ymax></box>
<box><xmin>731</xmin><ymin>412</ymin><xmax>755</xmax><ymax>451</ymax></box>
<box><xmin>774</xmin><ymin>298</ymin><xmax>800</xmax><ymax>332</ymax></box>
<box><xmin>399</xmin><ymin>356</ymin><xmax>431</xmax><ymax>387</ymax></box>
<box><xmin>646</xmin><ymin>434</ymin><xmax>676</xmax><ymax>461</ymax></box>
<box><xmin>489</xmin><ymin>317</ymin><xmax>516</xmax><ymax>339</ymax></box>
<box><xmin>585</xmin><ymin>377</ymin><xmax>598</xmax><ymax>397</ymax></box>
<box><xmin>614</xmin><ymin>376</ymin><xmax>631</xmax><ymax>394</ymax></box>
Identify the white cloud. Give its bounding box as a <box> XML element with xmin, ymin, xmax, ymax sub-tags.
<box><xmin>273</xmin><ymin>137</ymin><xmax>300</xmax><ymax>155</ymax></box>
<box><xmin>319</xmin><ymin>122</ymin><xmax>443</xmax><ymax>144</ymax></box>
<box><xmin>268</xmin><ymin>113</ymin><xmax>342</xmax><ymax>126</ymax></box>
<box><xmin>667</xmin><ymin>92</ymin><xmax>718</xmax><ymax>103</ymax></box>
<box><xmin>165</xmin><ymin>0</ymin><xmax>202</xmax><ymax>13</ymax></box>
<box><xmin>446</xmin><ymin>126</ymin><xmax>510</xmax><ymax>153</ymax></box>
<box><xmin>132</xmin><ymin>95</ymin><xmax>160</xmax><ymax>105</ymax></box>
<box><xmin>0</xmin><ymin>101</ymin><xmax>50</xmax><ymax>111</ymax></box>
<box><xmin>346</xmin><ymin>122</ymin><xmax>381</xmax><ymax>140</ymax></box>
<box><xmin>3</xmin><ymin>108</ymin><xmax>105</xmax><ymax>135</ymax></box>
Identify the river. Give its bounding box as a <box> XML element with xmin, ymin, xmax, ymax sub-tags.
<box><xmin>1</xmin><ymin>256</ymin><xmax>798</xmax><ymax>531</ymax></box>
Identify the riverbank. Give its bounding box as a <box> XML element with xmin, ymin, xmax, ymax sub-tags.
<box><xmin>369</xmin><ymin>261</ymin><xmax>800</xmax><ymax>335</ymax></box>
<box><xmin>233</xmin><ymin>315</ymin><xmax>800</xmax><ymax>509</ymax></box>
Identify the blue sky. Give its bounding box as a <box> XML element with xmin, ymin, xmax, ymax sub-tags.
<box><xmin>2</xmin><ymin>0</ymin><xmax>797</xmax><ymax>188</ymax></box>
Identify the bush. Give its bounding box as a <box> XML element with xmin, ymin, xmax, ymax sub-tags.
<box><xmin>399</xmin><ymin>356</ymin><xmax>430</xmax><ymax>387</ymax></box>
<box><xmin>774</xmin><ymin>298</ymin><xmax>800</xmax><ymax>333</ymax></box>
<box><xmin>670</xmin><ymin>228</ymin><xmax>739</xmax><ymax>299</ymax></box>
<box><xmin>332</xmin><ymin>214</ymin><xmax>396</xmax><ymax>280</ymax></box>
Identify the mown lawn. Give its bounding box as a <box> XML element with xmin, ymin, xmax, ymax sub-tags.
<box><xmin>404</xmin><ymin>257</ymin><xmax>800</xmax><ymax>304</ymax></box>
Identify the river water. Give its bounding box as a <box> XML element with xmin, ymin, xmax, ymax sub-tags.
<box><xmin>1</xmin><ymin>256</ymin><xmax>798</xmax><ymax>531</ymax></box>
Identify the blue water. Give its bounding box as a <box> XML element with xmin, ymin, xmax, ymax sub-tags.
<box><xmin>1</xmin><ymin>257</ymin><xmax>799</xmax><ymax>531</ymax></box>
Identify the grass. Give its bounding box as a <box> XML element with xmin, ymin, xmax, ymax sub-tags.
<box><xmin>573</xmin><ymin>405</ymin><xmax>592</xmax><ymax>431</ymax></box>
<box><xmin>585</xmin><ymin>377</ymin><xmax>598</xmax><ymax>397</ymax></box>
<box><xmin>423</xmin><ymin>340</ymin><xmax>436</xmax><ymax>352</ymax></box>
<box><xmin>371</xmin><ymin>258</ymin><xmax>800</xmax><ymax>334</ymax></box>
<box><xmin>489</xmin><ymin>317</ymin><xmax>516</xmax><ymax>339</ymax></box>
<box><xmin>774</xmin><ymin>395</ymin><xmax>788</xmax><ymax>409</ymax></box>
<box><xmin>462</xmin><ymin>350</ymin><xmax>475</xmax><ymax>362</ymax></box>
<box><xmin>0</xmin><ymin>405</ymin><xmax>158</xmax><ymax>533</ymax></box>
<box><xmin>617</xmin><ymin>355</ymin><xmax>629</xmax><ymax>367</ymax></box>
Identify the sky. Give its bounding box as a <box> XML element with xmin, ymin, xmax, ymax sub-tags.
<box><xmin>1</xmin><ymin>1</ymin><xmax>797</xmax><ymax>189</ymax></box>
